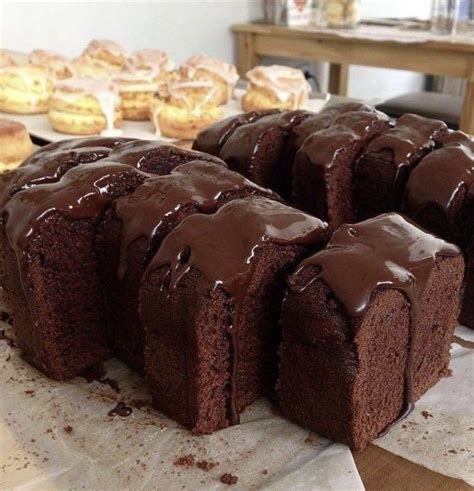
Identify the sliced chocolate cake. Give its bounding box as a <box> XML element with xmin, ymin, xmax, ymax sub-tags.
<box><xmin>1</xmin><ymin>162</ymin><xmax>149</xmax><ymax>380</ymax></box>
<box><xmin>140</xmin><ymin>197</ymin><xmax>328</xmax><ymax>434</ymax></box>
<box><xmin>277</xmin><ymin>213</ymin><xmax>463</xmax><ymax>451</ymax></box>
<box><xmin>192</xmin><ymin>109</ymin><xmax>282</xmax><ymax>155</ymax></box>
<box><xmin>292</xmin><ymin>110</ymin><xmax>390</xmax><ymax>228</ymax></box>
<box><xmin>353</xmin><ymin>114</ymin><xmax>447</xmax><ymax>220</ymax></box>
<box><xmin>96</xmin><ymin>161</ymin><xmax>277</xmax><ymax>372</ymax></box>
<box><xmin>403</xmin><ymin>130</ymin><xmax>474</xmax><ymax>328</ymax></box>
<box><xmin>102</xmin><ymin>139</ymin><xmax>226</xmax><ymax>175</ymax></box>
<box><xmin>219</xmin><ymin>110</ymin><xmax>311</xmax><ymax>199</ymax></box>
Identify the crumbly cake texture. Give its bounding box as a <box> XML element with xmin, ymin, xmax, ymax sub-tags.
<box><xmin>139</xmin><ymin>198</ymin><xmax>328</xmax><ymax>434</ymax></box>
<box><xmin>403</xmin><ymin>129</ymin><xmax>474</xmax><ymax>329</ymax></box>
<box><xmin>95</xmin><ymin>161</ymin><xmax>277</xmax><ymax>372</ymax></box>
<box><xmin>277</xmin><ymin>213</ymin><xmax>463</xmax><ymax>451</ymax></box>
<box><xmin>1</xmin><ymin>163</ymin><xmax>149</xmax><ymax>380</ymax></box>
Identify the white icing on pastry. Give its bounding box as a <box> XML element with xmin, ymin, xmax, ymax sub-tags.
<box><xmin>126</xmin><ymin>49</ymin><xmax>174</xmax><ymax>73</ymax></box>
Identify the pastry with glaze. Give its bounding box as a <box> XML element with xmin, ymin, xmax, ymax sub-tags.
<box><xmin>126</xmin><ymin>48</ymin><xmax>175</xmax><ymax>74</ymax></box>
<box><xmin>180</xmin><ymin>54</ymin><xmax>239</xmax><ymax>105</ymax></box>
<box><xmin>0</xmin><ymin>65</ymin><xmax>54</xmax><ymax>114</ymax></box>
<box><xmin>29</xmin><ymin>49</ymin><xmax>73</xmax><ymax>80</ymax></box>
<box><xmin>0</xmin><ymin>119</ymin><xmax>33</xmax><ymax>172</ymax></box>
<box><xmin>0</xmin><ymin>51</ymin><xmax>16</xmax><ymax>68</ymax></box>
<box><xmin>48</xmin><ymin>77</ymin><xmax>122</xmax><ymax>135</ymax></box>
<box><xmin>242</xmin><ymin>65</ymin><xmax>311</xmax><ymax>112</ymax></box>
<box><xmin>150</xmin><ymin>80</ymin><xmax>222</xmax><ymax>140</ymax></box>
<box><xmin>80</xmin><ymin>39</ymin><xmax>127</xmax><ymax>71</ymax></box>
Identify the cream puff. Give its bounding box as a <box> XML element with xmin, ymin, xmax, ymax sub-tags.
<box><xmin>151</xmin><ymin>80</ymin><xmax>222</xmax><ymax>140</ymax></box>
<box><xmin>0</xmin><ymin>51</ymin><xmax>16</xmax><ymax>68</ymax></box>
<box><xmin>0</xmin><ymin>118</ymin><xmax>33</xmax><ymax>171</ymax></box>
<box><xmin>29</xmin><ymin>49</ymin><xmax>73</xmax><ymax>80</ymax></box>
<box><xmin>0</xmin><ymin>65</ymin><xmax>54</xmax><ymax>114</ymax></box>
<box><xmin>126</xmin><ymin>48</ymin><xmax>174</xmax><ymax>74</ymax></box>
<box><xmin>180</xmin><ymin>54</ymin><xmax>239</xmax><ymax>105</ymax></box>
<box><xmin>48</xmin><ymin>77</ymin><xmax>122</xmax><ymax>136</ymax></box>
<box><xmin>81</xmin><ymin>39</ymin><xmax>127</xmax><ymax>71</ymax></box>
<box><xmin>242</xmin><ymin>65</ymin><xmax>311</xmax><ymax>112</ymax></box>
<box><xmin>70</xmin><ymin>56</ymin><xmax>112</xmax><ymax>80</ymax></box>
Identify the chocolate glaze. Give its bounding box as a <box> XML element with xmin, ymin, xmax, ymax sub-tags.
<box><xmin>114</xmin><ymin>160</ymin><xmax>275</xmax><ymax>278</ymax></box>
<box><xmin>102</xmin><ymin>140</ymin><xmax>226</xmax><ymax>175</ymax></box>
<box><xmin>3</xmin><ymin>162</ymin><xmax>149</xmax><ymax>285</ymax></box>
<box><xmin>192</xmin><ymin>109</ymin><xmax>282</xmax><ymax>155</ymax></box>
<box><xmin>219</xmin><ymin>110</ymin><xmax>311</xmax><ymax>179</ymax></box>
<box><xmin>291</xmin><ymin>212</ymin><xmax>460</xmax><ymax>428</ymax></box>
<box><xmin>146</xmin><ymin>197</ymin><xmax>328</xmax><ymax>425</ymax></box>
<box><xmin>403</xmin><ymin>133</ymin><xmax>474</xmax><ymax>239</ymax></box>
<box><xmin>362</xmin><ymin>113</ymin><xmax>446</xmax><ymax>170</ymax></box>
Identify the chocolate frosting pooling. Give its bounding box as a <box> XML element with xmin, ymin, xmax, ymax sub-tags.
<box><xmin>147</xmin><ymin>197</ymin><xmax>328</xmax><ymax>424</ymax></box>
<box><xmin>291</xmin><ymin>212</ymin><xmax>460</xmax><ymax>426</ymax></box>
<box><xmin>114</xmin><ymin>160</ymin><xmax>274</xmax><ymax>277</ymax></box>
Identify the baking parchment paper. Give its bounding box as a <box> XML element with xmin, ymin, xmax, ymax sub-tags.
<box><xmin>0</xmin><ymin>318</ymin><xmax>363</xmax><ymax>491</ymax></box>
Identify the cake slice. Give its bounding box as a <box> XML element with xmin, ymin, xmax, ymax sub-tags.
<box><xmin>1</xmin><ymin>162</ymin><xmax>149</xmax><ymax>380</ymax></box>
<box><xmin>95</xmin><ymin>161</ymin><xmax>277</xmax><ymax>372</ymax></box>
<box><xmin>219</xmin><ymin>110</ymin><xmax>311</xmax><ymax>199</ymax></box>
<box><xmin>192</xmin><ymin>109</ymin><xmax>281</xmax><ymax>155</ymax></box>
<box><xmin>292</xmin><ymin>110</ymin><xmax>390</xmax><ymax>228</ymax></box>
<box><xmin>102</xmin><ymin>139</ymin><xmax>226</xmax><ymax>175</ymax></box>
<box><xmin>353</xmin><ymin>113</ymin><xmax>447</xmax><ymax>220</ymax></box>
<box><xmin>403</xmin><ymin>130</ymin><xmax>474</xmax><ymax>328</ymax></box>
<box><xmin>140</xmin><ymin>197</ymin><xmax>328</xmax><ymax>434</ymax></box>
<box><xmin>277</xmin><ymin>213</ymin><xmax>463</xmax><ymax>451</ymax></box>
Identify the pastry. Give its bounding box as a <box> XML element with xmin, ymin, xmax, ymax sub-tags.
<box><xmin>0</xmin><ymin>50</ymin><xmax>16</xmax><ymax>68</ymax></box>
<box><xmin>150</xmin><ymin>80</ymin><xmax>222</xmax><ymax>140</ymax></box>
<box><xmin>0</xmin><ymin>65</ymin><xmax>53</xmax><ymax>114</ymax></box>
<box><xmin>48</xmin><ymin>77</ymin><xmax>122</xmax><ymax>135</ymax></box>
<box><xmin>0</xmin><ymin>119</ymin><xmax>33</xmax><ymax>172</ymax></box>
<box><xmin>29</xmin><ymin>49</ymin><xmax>73</xmax><ymax>80</ymax></box>
<box><xmin>70</xmin><ymin>56</ymin><xmax>113</xmax><ymax>80</ymax></box>
<box><xmin>242</xmin><ymin>65</ymin><xmax>311</xmax><ymax>112</ymax></box>
<box><xmin>81</xmin><ymin>39</ymin><xmax>127</xmax><ymax>70</ymax></box>
<box><xmin>180</xmin><ymin>54</ymin><xmax>239</xmax><ymax>105</ymax></box>
<box><xmin>126</xmin><ymin>48</ymin><xmax>174</xmax><ymax>74</ymax></box>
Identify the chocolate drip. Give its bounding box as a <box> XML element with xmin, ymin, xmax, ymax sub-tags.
<box><xmin>403</xmin><ymin>133</ymin><xmax>474</xmax><ymax>240</ymax></box>
<box><xmin>3</xmin><ymin>162</ymin><xmax>149</xmax><ymax>285</ymax></box>
<box><xmin>146</xmin><ymin>197</ymin><xmax>328</xmax><ymax>425</ymax></box>
<box><xmin>193</xmin><ymin>109</ymin><xmax>282</xmax><ymax>155</ymax></box>
<box><xmin>102</xmin><ymin>140</ymin><xmax>225</xmax><ymax>175</ymax></box>
<box><xmin>219</xmin><ymin>110</ymin><xmax>311</xmax><ymax>178</ymax></box>
<box><xmin>114</xmin><ymin>160</ymin><xmax>274</xmax><ymax>278</ymax></box>
<box><xmin>362</xmin><ymin>113</ymin><xmax>446</xmax><ymax>178</ymax></box>
<box><xmin>291</xmin><ymin>213</ymin><xmax>460</xmax><ymax>428</ymax></box>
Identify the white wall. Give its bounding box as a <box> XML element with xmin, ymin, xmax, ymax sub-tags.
<box><xmin>0</xmin><ymin>1</ymin><xmax>257</xmax><ymax>64</ymax></box>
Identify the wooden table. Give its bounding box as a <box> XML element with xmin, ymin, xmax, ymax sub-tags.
<box><xmin>232</xmin><ymin>23</ymin><xmax>474</xmax><ymax>134</ymax></box>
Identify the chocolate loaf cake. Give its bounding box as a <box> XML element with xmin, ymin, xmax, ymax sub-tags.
<box><xmin>96</xmin><ymin>161</ymin><xmax>277</xmax><ymax>371</ymax></box>
<box><xmin>354</xmin><ymin>114</ymin><xmax>447</xmax><ymax>220</ymax></box>
<box><xmin>292</xmin><ymin>110</ymin><xmax>390</xmax><ymax>228</ymax></box>
<box><xmin>192</xmin><ymin>109</ymin><xmax>281</xmax><ymax>155</ymax></box>
<box><xmin>140</xmin><ymin>197</ymin><xmax>328</xmax><ymax>434</ymax></box>
<box><xmin>277</xmin><ymin>213</ymin><xmax>463</xmax><ymax>451</ymax></box>
<box><xmin>102</xmin><ymin>139</ymin><xmax>226</xmax><ymax>175</ymax></box>
<box><xmin>403</xmin><ymin>130</ymin><xmax>474</xmax><ymax>328</ymax></box>
<box><xmin>1</xmin><ymin>162</ymin><xmax>149</xmax><ymax>380</ymax></box>
<box><xmin>219</xmin><ymin>110</ymin><xmax>311</xmax><ymax>199</ymax></box>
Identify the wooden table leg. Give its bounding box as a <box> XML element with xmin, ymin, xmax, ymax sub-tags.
<box><xmin>460</xmin><ymin>79</ymin><xmax>474</xmax><ymax>135</ymax></box>
<box><xmin>235</xmin><ymin>32</ymin><xmax>260</xmax><ymax>77</ymax></box>
<box><xmin>328</xmin><ymin>63</ymin><xmax>349</xmax><ymax>96</ymax></box>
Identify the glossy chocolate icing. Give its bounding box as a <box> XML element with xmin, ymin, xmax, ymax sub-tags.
<box><xmin>102</xmin><ymin>140</ymin><xmax>226</xmax><ymax>175</ymax></box>
<box><xmin>362</xmin><ymin>113</ymin><xmax>446</xmax><ymax>167</ymax></box>
<box><xmin>4</xmin><ymin>162</ymin><xmax>149</xmax><ymax>280</ymax></box>
<box><xmin>114</xmin><ymin>160</ymin><xmax>275</xmax><ymax>277</ymax></box>
<box><xmin>291</xmin><ymin>212</ymin><xmax>460</xmax><ymax>426</ymax></box>
<box><xmin>192</xmin><ymin>109</ymin><xmax>282</xmax><ymax>155</ymax></box>
<box><xmin>219</xmin><ymin>110</ymin><xmax>310</xmax><ymax>178</ymax></box>
<box><xmin>146</xmin><ymin>197</ymin><xmax>328</xmax><ymax>425</ymax></box>
<box><xmin>403</xmin><ymin>131</ymin><xmax>474</xmax><ymax>240</ymax></box>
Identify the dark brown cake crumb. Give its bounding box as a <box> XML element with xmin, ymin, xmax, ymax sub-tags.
<box><xmin>173</xmin><ymin>454</ymin><xmax>195</xmax><ymax>467</ymax></box>
<box><xmin>64</xmin><ymin>425</ymin><xmax>73</xmax><ymax>434</ymax></box>
<box><xmin>107</xmin><ymin>402</ymin><xmax>132</xmax><ymax>417</ymax></box>
<box><xmin>99</xmin><ymin>377</ymin><xmax>120</xmax><ymax>393</ymax></box>
<box><xmin>421</xmin><ymin>411</ymin><xmax>433</xmax><ymax>419</ymax></box>
<box><xmin>0</xmin><ymin>329</ymin><xmax>15</xmax><ymax>347</ymax></box>
<box><xmin>220</xmin><ymin>473</ymin><xmax>238</xmax><ymax>485</ymax></box>
<box><xmin>262</xmin><ymin>469</ymin><xmax>268</xmax><ymax>475</ymax></box>
<box><xmin>196</xmin><ymin>460</ymin><xmax>218</xmax><ymax>471</ymax></box>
